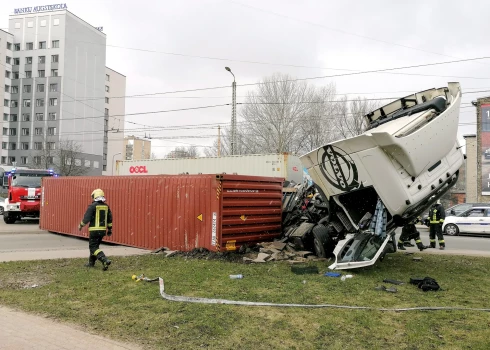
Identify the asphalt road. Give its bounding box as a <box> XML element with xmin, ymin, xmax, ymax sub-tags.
<box><xmin>0</xmin><ymin>219</ymin><xmax>149</xmax><ymax>262</ymax></box>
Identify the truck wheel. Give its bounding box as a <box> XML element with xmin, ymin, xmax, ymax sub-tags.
<box><xmin>3</xmin><ymin>213</ymin><xmax>16</xmax><ymax>224</ymax></box>
<box><xmin>312</xmin><ymin>225</ymin><xmax>333</xmax><ymax>258</ymax></box>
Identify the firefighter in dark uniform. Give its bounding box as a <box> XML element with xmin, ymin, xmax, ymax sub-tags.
<box><xmin>397</xmin><ymin>219</ymin><xmax>428</xmax><ymax>251</ymax></box>
<box><xmin>429</xmin><ymin>199</ymin><xmax>446</xmax><ymax>250</ymax></box>
<box><xmin>78</xmin><ymin>189</ymin><xmax>113</xmax><ymax>270</ymax></box>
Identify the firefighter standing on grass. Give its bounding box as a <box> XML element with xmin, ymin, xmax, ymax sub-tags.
<box><xmin>429</xmin><ymin>199</ymin><xmax>446</xmax><ymax>250</ymax></box>
<box><xmin>78</xmin><ymin>189</ymin><xmax>113</xmax><ymax>270</ymax></box>
<box><xmin>397</xmin><ymin>219</ymin><xmax>429</xmax><ymax>251</ymax></box>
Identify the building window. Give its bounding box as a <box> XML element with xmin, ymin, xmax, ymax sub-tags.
<box><xmin>8</xmin><ymin>157</ymin><xmax>16</xmax><ymax>165</ymax></box>
<box><xmin>38</xmin><ymin>56</ymin><xmax>45</xmax><ymax>64</ymax></box>
<box><xmin>14</xmin><ymin>43</ymin><xmax>20</xmax><ymax>51</ymax></box>
<box><xmin>49</xmin><ymin>98</ymin><xmax>58</xmax><ymax>106</ymax></box>
<box><xmin>84</xmin><ymin>160</ymin><xmax>90</xmax><ymax>167</ymax></box>
<box><xmin>21</xmin><ymin>157</ymin><xmax>28</xmax><ymax>165</ymax></box>
<box><xmin>2</xmin><ymin>128</ymin><xmax>7</xmax><ymax>135</ymax></box>
<box><xmin>37</xmin><ymin>84</ymin><xmax>45</xmax><ymax>92</ymax></box>
<box><xmin>13</xmin><ymin>72</ymin><xmax>19</xmax><ymax>79</ymax></box>
<box><xmin>94</xmin><ymin>161</ymin><xmax>99</xmax><ymax>168</ymax></box>
<box><xmin>53</xmin><ymin>19</ymin><xmax>60</xmax><ymax>26</ymax></box>
<box><xmin>47</xmin><ymin>127</ymin><xmax>56</xmax><ymax>135</ymax></box>
<box><xmin>40</xmin><ymin>20</ymin><xmax>47</xmax><ymax>27</ymax></box>
<box><xmin>5</xmin><ymin>70</ymin><xmax>10</xmax><ymax>79</ymax></box>
<box><xmin>106</xmin><ymin>74</ymin><xmax>110</xmax><ymax>81</ymax></box>
<box><xmin>10</xmin><ymin>100</ymin><xmax>18</xmax><ymax>108</ymax></box>
<box><xmin>4</xmin><ymin>85</ymin><xmax>9</xmax><ymax>93</ymax></box>
<box><xmin>48</xmin><ymin>112</ymin><xmax>56</xmax><ymax>120</ymax></box>
<box><xmin>52</xmin><ymin>40</ymin><xmax>59</xmax><ymax>48</ymax></box>
<box><xmin>35</xmin><ymin>113</ymin><xmax>44</xmax><ymax>121</ymax></box>
<box><xmin>104</xmin><ymin>119</ymin><xmax>108</xmax><ymax>127</ymax></box>
<box><xmin>1</xmin><ymin>157</ymin><xmax>5</xmax><ymax>164</ymax></box>
<box><xmin>9</xmin><ymin>114</ymin><xmax>18</xmax><ymax>122</ymax></box>
<box><xmin>3</xmin><ymin>114</ymin><xmax>7</xmax><ymax>121</ymax></box>
<box><xmin>105</xmin><ymin>85</ymin><xmax>110</xmax><ymax>92</ymax></box>
<box><xmin>105</xmin><ymin>97</ymin><xmax>109</xmax><ymax>104</ymax></box>
<box><xmin>49</xmin><ymin>83</ymin><xmax>57</xmax><ymax>92</ymax></box>
<box><xmin>23</xmin><ymin>99</ymin><xmax>31</xmax><ymax>108</ymax></box>
<box><xmin>13</xmin><ymin>58</ymin><xmax>20</xmax><ymax>65</ymax></box>
<box><xmin>11</xmin><ymin>86</ymin><xmax>18</xmax><ymax>94</ymax></box>
<box><xmin>35</xmin><ymin>128</ymin><xmax>43</xmax><ymax>136</ymax></box>
<box><xmin>1</xmin><ymin>142</ymin><xmax>6</xmax><ymax>150</ymax></box>
<box><xmin>105</xmin><ymin>108</ymin><xmax>109</xmax><ymax>116</ymax></box>
<box><xmin>26</xmin><ymin>57</ymin><xmax>32</xmax><ymax>64</ymax></box>
<box><xmin>65</xmin><ymin>158</ymin><xmax>71</xmax><ymax>165</ymax></box>
<box><xmin>6</xmin><ymin>42</ymin><xmax>12</xmax><ymax>50</ymax></box>
<box><xmin>51</xmin><ymin>69</ymin><xmax>58</xmax><ymax>77</ymax></box>
<box><xmin>103</xmin><ymin>165</ymin><xmax>107</xmax><ymax>171</ymax></box>
<box><xmin>9</xmin><ymin>142</ymin><xmax>17</xmax><ymax>150</ymax></box>
<box><xmin>34</xmin><ymin>142</ymin><xmax>43</xmax><ymax>150</ymax></box>
<box><xmin>23</xmin><ymin>85</ymin><xmax>32</xmax><ymax>93</ymax></box>
<box><xmin>9</xmin><ymin>128</ymin><xmax>16</xmax><ymax>136</ymax></box>
<box><xmin>25</xmin><ymin>71</ymin><xmax>32</xmax><ymax>78</ymax></box>
<box><xmin>21</xmin><ymin>142</ymin><xmax>29</xmax><ymax>150</ymax></box>
<box><xmin>27</xmin><ymin>21</ymin><xmax>33</xmax><ymax>28</ymax></box>
<box><xmin>26</xmin><ymin>42</ymin><xmax>33</xmax><ymax>50</ymax></box>
<box><xmin>22</xmin><ymin>128</ymin><xmax>30</xmax><ymax>136</ymax></box>
<box><xmin>3</xmin><ymin>99</ymin><xmax>8</xmax><ymax>107</ymax></box>
<box><xmin>36</xmin><ymin>99</ymin><xmax>44</xmax><ymax>107</ymax></box>
<box><xmin>39</xmin><ymin>41</ymin><xmax>47</xmax><ymax>49</ymax></box>
<box><xmin>22</xmin><ymin>113</ymin><xmax>30</xmax><ymax>121</ymax></box>
<box><xmin>38</xmin><ymin>70</ymin><xmax>45</xmax><ymax>78</ymax></box>
<box><xmin>103</xmin><ymin>153</ymin><xmax>107</xmax><ymax>161</ymax></box>
<box><xmin>75</xmin><ymin>159</ymin><xmax>81</xmax><ymax>166</ymax></box>
<box><xmin>47</xmin><ymin>142</ymin><xmax>55</xmax><ymax>150</ymax></box>
<box><xmin>34</xmin><ymin>156</ymin><xmax>41</xmax><ymax>165</ymax></box>
<box><xmin>51</xmin><ymin>55</ymin><xmax>59</xmax><ymax>63</ymax></box>
<box><xmin>6</xmin><ymin>56</ymin><xmax>11</xmax><ymax>64</ymax></box>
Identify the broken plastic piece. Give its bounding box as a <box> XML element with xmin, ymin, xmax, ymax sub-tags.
<box><xmin>324</xmin><ymin>272</ymin><xmax>341</xmax><ymax>277</ymax></box>
<box><xmin>383</xmin><ymin>279</ymin><xmax>404</xmax><ymax>285</ymax></box>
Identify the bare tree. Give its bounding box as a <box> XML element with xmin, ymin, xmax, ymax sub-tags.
<box><xmin>333</xmin><ymin>97</ymin><xmax>381</xmax><ymax>139</ymax></box>
<box><xmin>166</xmin><ymin>146</ymin><xmax>200</xmax><ymax>159</ymax></box>
<box><xmin>30</xmin><ymin>138</ymin><xmax>89</xmax><ymax>176</ymax></box>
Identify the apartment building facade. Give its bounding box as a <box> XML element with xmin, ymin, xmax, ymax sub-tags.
<box><xmin>1</xmin><ymin>29</ymin><xmax>14</xmax><ymax>165</ymax></box>
<box><xmin>1</xmin><ymin>9</ymin><xmax>112</xmax><ymax>175</ymax></box>
<box><xmin>102</xmin><ymin>67</ymin><xmax>126</xmax><ymax>175</ymax></box>
<box><xmin>124</xmin><ymin>136</ymin><xmax>151</xmax><ymax>161</ymax></box>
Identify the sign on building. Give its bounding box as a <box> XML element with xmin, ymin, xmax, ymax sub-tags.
<box><xmin>481</xmin><ymin>103</ymin><xmax>490</xmax><ymax>195</ymax></box>
<box><xmin>14</xmin><ymin>3</ymin><xmax>67</xmax><ymax>14</ymax></box>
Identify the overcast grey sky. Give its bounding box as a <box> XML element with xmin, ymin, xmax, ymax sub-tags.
<box><xmin>2</xmin><ymin>0</ymin><xmax>487</xmax><ymax>157</ymax></box>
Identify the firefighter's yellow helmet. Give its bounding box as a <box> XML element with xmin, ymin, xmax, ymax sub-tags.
<box><xmin>91</xmin><ymin>189</ymin><xmax>105</xmax><ymax>199</ymax></box>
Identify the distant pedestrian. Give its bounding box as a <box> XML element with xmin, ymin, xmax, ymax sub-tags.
<box><xmin>429</xmin><ymin>199</ymin><xmax>446</xmax><ymax>250</ymax></box>
<box><xmin>78</xmin><ymin>188</ymin><xmax>113</xmax><ymax>270</ymax></box>
<box><xmin>397</xmin><ymin>219</ymin><xmax>429</xmax><ymax>251</ymax></box>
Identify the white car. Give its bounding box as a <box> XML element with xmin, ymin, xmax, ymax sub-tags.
<box><xmin>443</xmin><ymin>207</ymin><xmax>490</xmax><ymax>236</ymax></box>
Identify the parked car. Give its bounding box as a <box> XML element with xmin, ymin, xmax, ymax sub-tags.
<box><xmin>420</xmin><ymin>203</ymin><xmax>490</xmax><ymax>227</ymax></box>
<box><xmin>0</xmin><ymin>197</ymin><xmax>5</xmax><ymax>215</ymax></box>
<box><xmin>485</xmin><ymin>148</ymin><xmax>490</xmax><ymax>159</ymax></box>
<box><xmin>443</xmin><ymin>207</ymin><xmax>490</xmax><ymax>236</ymax></box>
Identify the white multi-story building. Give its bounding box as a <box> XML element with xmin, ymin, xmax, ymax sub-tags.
<box><xmin>0</xmin><ymin>8</ymin><xmax>126</xmax><ymax>175</ymax></box>
<box><xmin>1</xmin><ymin>29</ymin><xmax>14</xmax><ymax>166</ymax></box>
<box><xmin>103</xmin><ymin>67</ymin><xmax>126</xmax><ymax>175</ymax></box>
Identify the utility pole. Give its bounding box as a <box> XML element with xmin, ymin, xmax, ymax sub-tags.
<box><xmin>217</xmin><ymin>125</ymin><xmax>221</xmax><ymax>157</ymax></box>
<box><xmin>225</xmin><ymin>67</ymin><xmax>237</xmax><ymax>155</ymax></box>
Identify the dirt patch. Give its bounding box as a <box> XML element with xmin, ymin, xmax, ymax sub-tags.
<box><xmin>166</xmin><ymin>247</ymin><xmax>254</xmax><ymax>263</ymax></box>
<box><xmin>0</xmin><ymin>272</ymin><xmax>53</xmax><ymax>290</ymax></box>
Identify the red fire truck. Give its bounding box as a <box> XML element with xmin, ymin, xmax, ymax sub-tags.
<box><xmin>2</xmin><ymin>168</ymin><xmax>58</xmax><ymax>224</ymax></box>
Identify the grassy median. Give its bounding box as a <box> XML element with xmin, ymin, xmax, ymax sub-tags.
<box><xmin>0</xmin><ymin>252</ymin><xmax>490</xmax><ymax>349</ymax></box>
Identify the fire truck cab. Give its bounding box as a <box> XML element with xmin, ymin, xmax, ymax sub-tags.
<box><xmin>2</xmin><ymin>168</ymin><xmax>58</xmax><ymax>224</ymax></box>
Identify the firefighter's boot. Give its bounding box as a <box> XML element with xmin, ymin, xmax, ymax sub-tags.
<box><xmin>84</xmin><ymin>255</ymin><xmax>96</xmax><ymax>268</ymax></box>
<box><xmin>397</xmin><ymin>242</ymin><xmax>406</xmax><ymax>250</ymax></box>
<box><xmin>429</xmin><ymin>240</ymin><xmax>436</xmax><ymax>249</ymax></box>
<box><xmin>416</xmin><ymin>242</ymin><xmax>427</xmax><ymax>251</ymax></box>
<box><xmin>96</xmin><ymin>251</ymin><xmax>112</xmax><ymax>271</ymax></box>
<box><xmin>403</xmin><ymin>242</ymin><xmax>415</xmax><ymax>247</ymax></box>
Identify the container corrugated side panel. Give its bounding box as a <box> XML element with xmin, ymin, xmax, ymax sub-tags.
<box><xmin>218</xmin><ymin>174</ymin><xmax>284</xmax><ymax>251</ymax></box>
<box><xmin>40</xmin><ymin>175</ymin><xmax>220</xmax><ymax>251</ymax></box>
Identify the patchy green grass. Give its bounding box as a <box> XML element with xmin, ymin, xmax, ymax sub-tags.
<box><xmin>1</xmin><ymin>253</ymin><xmax>490</xmax><ymax>349</ymax></box>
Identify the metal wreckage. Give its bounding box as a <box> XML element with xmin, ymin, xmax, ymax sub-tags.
<box><xmin>281</xmin><ymin>82</ymin><xmax>464</xmax><ymax>270</ymax></box>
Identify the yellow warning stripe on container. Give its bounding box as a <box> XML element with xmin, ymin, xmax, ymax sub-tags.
<box><xmin>226</xmin><ymin>240</ymin><xmax>236</xmax><ymax>251</ymax></box>
<box><xmin>240</xmin><ymin>215</ymin><xmax>247</xmax><ymax>221</ymax></box>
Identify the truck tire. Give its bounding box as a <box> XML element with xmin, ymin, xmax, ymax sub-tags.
<box><xmin>3</xmin><ymin>213</ymin><xmax>16</xmax><ymax>224</ymax></box>
<box><xmin>312</xmin><ymin>225</ymin><xmax>333</xmax><ymax>258</ymax></box>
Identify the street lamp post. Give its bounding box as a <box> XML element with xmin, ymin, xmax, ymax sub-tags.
<box><xmin>225</xmin><ymin>67</ymin><xmax>237</xmax><ymax>155</ymax></box>
<box><xmin>112</xmin><ymin>152</ymin><xmax>122</xmax><ymax>176</ymax></box>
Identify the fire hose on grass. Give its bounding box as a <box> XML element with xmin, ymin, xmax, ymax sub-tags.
<box><xmin>145</xmin><ymin>277</ymin><xmax>490</xmax><ymax>312</ymax></box>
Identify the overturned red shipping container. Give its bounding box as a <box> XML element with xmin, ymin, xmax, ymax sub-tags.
<box><xmin>40</xmin><ymin>174</ymin><xmax>284</xmax><ymax>251</ymax></box>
